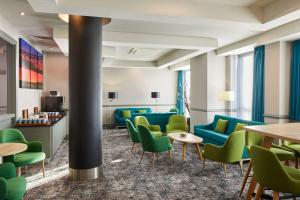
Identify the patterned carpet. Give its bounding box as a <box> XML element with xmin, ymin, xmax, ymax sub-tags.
<box><xmin>24</xmin><ymin>129</ymin><xmax>249</xmax><ymax>200</ymax></box>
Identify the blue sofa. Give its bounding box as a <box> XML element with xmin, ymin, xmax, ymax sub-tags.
<box><xmin>114</xmin><ymin>108</ymin><xmax>152</xmax><ymax>127</ymax></box>
<box><xmin>131</xmin><ymin>112</ymin><xmax>177</xmax><ymax>133</ymax></box>
<box><xmin>194</xmin><ymin>115</ymin><xmax>263</xmax><ymax>158</ymax></box>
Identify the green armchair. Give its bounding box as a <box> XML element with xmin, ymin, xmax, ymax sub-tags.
<box><xmin>126</xmin><ymin>119</ymin><xmax>140</xmax><ymax>152</ymax></box>
<box><xmin>166</xmin><ymin>115</ymin><xmax>188</xmax><ymax>133</ymax></box>
<box><xmin>137</xmin><ymin>125</ymin><xmax>172</xmax><ymax>166</ymax></box>
<box><xmin>0</xmin><ymin>128</ymin><xmax>46</xmax><ymax>177</ymax></box>
<box><xmin>0</xmin><ymin>162</ymin><xmax>26</xmax><ymax>200</ymax></box>
<box><xmin>134</xmin><ymin>116</ymin><xmax>162</xmax><ymax>138</ymax></box>
<box><xmin>203</xmin><ymin>130</ymin><xmax>245</xmax><ymax>177</ymax></box>
<box><xmin>251</xmin><ymin>145</ymin><xmax>300</xmax><ymax>199</ymax></box>
<box><xmin>283</xmin><ymin>140</ymin><xmax>300</xmax><ymax>167</ymax></box>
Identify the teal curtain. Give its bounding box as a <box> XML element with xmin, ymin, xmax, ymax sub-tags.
<box><xmin>176</xmin><ymin>71</ymin><xmax>184</xmax><ymax>114</ymax></box>
<box><xmin>252</xmin><ymin>46</ymin><xmax>265</xmax><ymax>122</ymax></box>
<box><xmin>289</xmin><ymin>40</ymin><xmax>300</xmax><ymax>120</ymax></box>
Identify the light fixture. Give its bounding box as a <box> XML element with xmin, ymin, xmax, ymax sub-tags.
<box><xmin>218</xmin><ymin>91</ymin><xmax>235</xmax><ymax>102</ymax></box>
<box><xmin>58</xmin><ymin>14</ymin><xmax>111</xmax><ymax>25</ymax></box>
<box><xmin>20</xmin><ymin>12</ymin><xmax>25</xmax><ymax>16</ymax></box>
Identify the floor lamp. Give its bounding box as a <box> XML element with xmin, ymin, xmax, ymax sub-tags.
<box><xmin>218</xmin><ymin>91</ymin><xmax>234</xmax><ymax>116</ymax></box>
<box><xmin>151</xmin><ymin>92</ymin><xmax>160</xmax><ymax>112</ymax></box>
<box><xmin>108</xmin><ymin>92</ymin><xmax>118</xmax><ymax>128</ymax></box>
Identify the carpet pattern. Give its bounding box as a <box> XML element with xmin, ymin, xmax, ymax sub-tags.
<box><xmin>24</xmin><ymin>129</ymin><xmax>249</xmax><ymax>200</ymax></box>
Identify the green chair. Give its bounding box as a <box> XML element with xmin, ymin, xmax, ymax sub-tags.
<box><xmin>0</xmin><ymin>162</ymin><xmax>26</xmax><ymax>200</ymax></box>
<box><xmin>251</xmin><ymin>145</ymin><xmax>300</xmax><ymax>199</ymax></box>
<box><xmin>169</xmin><ymin>108</ymin><xmax>179</xmax><ymax>114</ymax></box>
<box><xmin>203</xmin><ymin>131</ymin><xmax>245</xmax><ymax>177</ymax></box>
<box><xmin>239</xmin><ymin>131</ymin><xmax>296</xmax><ymax>197</ymax></box>
<box><xmin>0</xmin><ymin>128</ymin><xmax>46</xmax><ymax>177</ymax></box>
<box><xmin>137</xmin><ymin>125</ymin><xmax>172</xmax><ymax>166</ymax></box>
<box><xmin>283</xmin><ymin>140</ymin><xmax>300</xmax><ymax>167</ymax></box>
<box><xmin>125</xmin><ymin>119</ymin><xmax>140</xmax><ymax>152</ymax></box>
<box><xmin>134</xmin><ymin>116</ymin><xmax>162</xmax><ymax>138</ymax></box>
<box><xmin>166</xmin><ymin>115</ymin><xmax>188</xmax><ymax>133</ymax></box>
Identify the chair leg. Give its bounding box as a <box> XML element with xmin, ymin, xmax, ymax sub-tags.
<box><xmin>239</xmin><ymin>160</ymin><xmax>244</xmax><ymax>176</ymax></box>
<box><xmin>139</xmin><ymin>151</ymin><xmax>144</xmax><ymax>163</ymax></box>
<box><xmin>202</xmin><ymin>158</ymin><xmax>205</xmax><ymax>170</ymax></box>
<box><xmin>152</xmin><ymin>153</ymin><xmax>155</xmax><ymax>167</ymax></box>
<box><xmin>239</xmin><ymin>161</ymin><xmax>252</xmax><ymax>197</ymax></box>
<box><xmin>284</xmin><ymin>160</ymin><xmax>290</xmax><ymax>166</ymax></box>
<box><xmin>17</xmin><ymin>167</ymin><xmax>21</xmax><ymax>176</ymax></box>
<box><xmin>254</xmin><ymin>184</ymin><xmax>264</xmax><ymax>200</ymax></box>
<box><xmin>42</xmin><ymin>160</ymin><xmax>45</xmax><ymax>177</ymax></box>
<box><xmin>273</xmin><ymin>191</ymin><xmax>279</xmax><ymax>200</ymax></box>
<box><xmin>223</xmin><ymin>163</ymin><xmax>227</xmax><ymax>178</ymax></box>
<box><xmin>246</xmin><ymin>178</ymin><xmax>257</xmax><ymax>200</ymax></box>
<box><xmin>169</xmin><ymin>150</ymin><xmax>172</xmax><ymax>165</ymax></box>
<box><xmin>295</xmin><ymin>157</ymin><xmax>299</xmax><ymax>169</ymax></box>
<box><xmin>131</xmin><ymin>143</ymin><xmax>135</xmax><ymax>152</ymax></box>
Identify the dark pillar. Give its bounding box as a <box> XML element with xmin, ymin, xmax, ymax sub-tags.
<box><xmin>68</xmin><ymin>15</ymin><xmax>102</xmax><ymax>180</ymax></box>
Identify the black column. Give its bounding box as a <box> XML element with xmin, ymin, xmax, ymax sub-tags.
<box><xmin>69</xmin><ymin>15</ymin><xmax>102</xmax><ymax>180</ymax></box>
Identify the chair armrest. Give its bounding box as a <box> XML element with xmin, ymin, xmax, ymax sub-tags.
<box><xmin>0</xmin><ymin>177</ymin><xmax>8</xmax><ymax>200</ymax></box>
<box><xmin>166</xmin><ymin>124</ymin><xmax>171</xmax><ymax>132</ymax></box>
<box><xmin>204</xmin><ymin>143</ymin><xmax>222</xmax><ymax>160</ymax></box>
<box><xmin>148</xmin><ymin>125</ymin><xmax>161</xmax><ymax>132</ymax></box>
<box><xmin>272</xmin><ymin>143</ymin><xmax>295</xmax><ymax>153</ymax></box>
<box><xmin>0</xmin><ymin>163</ymin><xmax>16</xmax><ymax>179</ymax></box>
<box><xmin>153</xmin><ymin>136</ymin><xmax>171</xmax><ymax>151</ymax></box>
<box><xmin>26</xmin><ymin>141</ymin><xmax>43</xmax><ymax>152</ymax></box>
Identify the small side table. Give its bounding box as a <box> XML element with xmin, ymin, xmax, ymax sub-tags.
<box><xmin>0</xmin><ymin>143</ymin><xmax>28</xmax><ymax>164</ymax></box>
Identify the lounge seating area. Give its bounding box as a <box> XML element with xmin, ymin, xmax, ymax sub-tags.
<box><xmin>3</xmin><ymin>0</ymin><xmax>300</xmax><ymax>199</ymax></box>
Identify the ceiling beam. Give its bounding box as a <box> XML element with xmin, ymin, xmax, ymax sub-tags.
<box><xmin>103</xmin><ymin>58</ymin><xmax>156</xmax><ymax>68</ymax></box>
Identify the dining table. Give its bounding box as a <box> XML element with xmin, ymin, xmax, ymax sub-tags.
<box><xmin>243</xmin><ymin>123</ymin><xmax>300</xmax><ymax>200</ymax></box>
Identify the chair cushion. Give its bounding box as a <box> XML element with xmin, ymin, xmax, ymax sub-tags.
<box><xmin>137</xmin><ymin>109</ymin><xmax>147</xmax><ymax>113</ymax></box>
<box><xmin>14</xmin><ymin>152</ymin><xmax>46</xmax><ymax>167</ymax></box>
<box><xmin>121</xmin><ymin>110</ymin><xmax>131</xmax><ymax>118</ymax></box>
<box><xmin>197</xmin><ymin>129</ymin><xmax>228</xmax><ymax>144</ymax></box>
<box><xmin>7</xmin><ymin>176</ymin><xmax>26</xmax><ymax>200</ymax></box>
<box><xmin>150</xmin><ymin>131</ymin><xmax>163</xmax><ymax>138</ymax></box>
<box><xmin>287</xmin><ymin>144</ymin><xmax>300</xmax><ymax>152</ymax></box>
<box><xmin>234</xmin><ymin>123</ymin><xmax>248</xmax><ymax>132</ymax></box>
<box><xmin>214</xmin><ymin>119</ymin><xmax>228</xmax><ymax>134</ymax></box>
<box><xmin>284</xmin><ymin>165</ymin><xmax>300</xmax><ymax>180</ymax></box>
<box><xmin>270</xmin><ymin>147</ymin><xmax>295</xmax><ymax>161</ymax></box>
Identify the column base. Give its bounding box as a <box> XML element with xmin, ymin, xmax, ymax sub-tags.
<box><xmin>69</xmin><ymin>166</ymin><xmax>103</xmax><ymax>181</ymax></box>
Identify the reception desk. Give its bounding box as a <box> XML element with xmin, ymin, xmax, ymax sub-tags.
<box><xmin>16</xmin><ymin>115</ymin><xmax>68</xmax><ymax>159</ymax></box>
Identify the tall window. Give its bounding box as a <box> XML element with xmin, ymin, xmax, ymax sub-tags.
<box><xmin>0</xmin><ymin>38</ymin><xmax>8</xmax><ymax>115</ymax></box>
<box><xmin>234</xmin><ymin>52</ymin><xmax>254</xmax><ymax>120</ymax></box>
<box><xmin>184</xmin><ymin>70</ymin><xmax>191</xmax><ymax>116</ymax></box>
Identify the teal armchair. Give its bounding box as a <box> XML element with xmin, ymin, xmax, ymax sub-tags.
<box><xmin>0</xmin><ymin>128</ymin><xmax>46</xmax><ymax>177</ymax></box>
<box><xmin>0</xmin><ymin>162</ymin><xmax>26</xmax><ymax>200</ymax></box>
<box><xmin>166</xmin><ymin>115</ymin><xmax>188</xmax><ymax>133</ymax></box>
<box><xmin>203</xmin><ymin>130</ymin><xmax>245</xmax><ymax>177</ymax></box>
<box><xmin>137</xmin><ymin>125</ymin><xmax>172</xmax><ymax>166</ymax></box>
<box><xmin>251</xmin><ymin>145</ymin><xmax>300</xmax><ymax>199</ymax></box>
<box><xmin>134</xmin><ymin>116</ymin><xmax>162</xmax><ymax>138</ymax></box>
<box><xmin>125</xmin><ymin>119</ymin><xmax>140</xmax><ymax>152</ymax></box>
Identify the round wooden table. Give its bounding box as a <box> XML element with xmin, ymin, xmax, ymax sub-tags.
<box><xmin>0</xmin><ymin>143</ymin><xmax>27</xmax><ymax>163</ymax></box>
<box><xmin>167</xmin><ymin>132</ymin><xmax>203</xmax><ymax>160</ymax></box>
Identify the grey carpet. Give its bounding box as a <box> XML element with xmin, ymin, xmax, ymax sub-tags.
<box><xmin>24</xmin><ymin>129</ymin><xmax>249</xmax><ymax>200</ymax></box>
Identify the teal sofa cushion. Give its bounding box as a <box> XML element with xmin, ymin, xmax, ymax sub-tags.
<box><xmin>114</xmin><ymin>108</ymin><xmax>152</xmax><ymax>127</ymax></box>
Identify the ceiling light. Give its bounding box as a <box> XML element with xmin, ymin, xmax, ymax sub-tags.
<box><xmin>20</xmin><ymin>12</ymin><xmax>25</xmax><ymax>16</ymax></box>
<box><xmin>58</xmin><ymin>14</ymin><xmax>111</xmax><ymax>25</ymax></box>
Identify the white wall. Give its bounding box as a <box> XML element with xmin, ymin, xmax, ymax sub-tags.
<box><xmin>44</xmin><ymin>53</ymin><xmax>178</xmax><ymax>125</ymax></box>
<box><xmin>0</xmin><ymin>14</ymin><xmax>42</xmax><ymax>118</ymax></box>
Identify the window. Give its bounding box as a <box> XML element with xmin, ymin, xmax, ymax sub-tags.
<box><xmin>233</xmin><ymin>52</ymin><xmax>254</xmax><ymax>120</ymax></box>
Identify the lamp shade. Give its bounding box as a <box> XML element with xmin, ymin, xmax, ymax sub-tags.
<box><xmin>218</xmin><ymin>91</ymin><xmax>235</xmax><ymax>101</ymax></box>
<box><xmin>108</xmin><ymin>92</ymin><xmax>118</xmax><ymax>99</ymax></box>
<box><xmin>151</xmin><ymin>92</ymin><xmax>160</xmax><ymax>99</ymax></box>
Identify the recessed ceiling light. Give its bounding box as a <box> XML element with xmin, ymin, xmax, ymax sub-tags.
<box><xmin>20</xmin><ymin>12</ymin><xmax>25</xmax><ymax>16</ymax></box>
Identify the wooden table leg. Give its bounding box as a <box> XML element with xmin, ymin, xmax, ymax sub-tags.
<box><xmin>182</xmin><ymin>143</ymin><xmax>187</xmax><ymax>160</ymax></box>
<box><xmin>245</xmin><ymin>136</ymin><xmax>273</xmax><ymax>200</ymax></box>
<box><xmin>195</xmin><ymin>143</ymin><xmax>203</xmax><ymax>160</ymax></box>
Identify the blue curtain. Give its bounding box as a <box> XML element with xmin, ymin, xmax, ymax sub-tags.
<box><xmin>289</xmin><ymin>40</ymin><xmax>300</xmax><ymax>120</ymax></box>
<box><xmin>176</xmin><ymin>71</ymin><xmax>184</xmax><ymax>114</ymax></box>
<box><xmin>252</xmin><ymin>46</ymin><xmax>265</xmax><ymax>122</ymax></box>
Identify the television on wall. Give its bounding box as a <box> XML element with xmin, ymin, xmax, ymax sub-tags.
<box><xmin>19</xmin><ymin>38</ymin><xmax>43</xmax><ymax>89</ymax></box>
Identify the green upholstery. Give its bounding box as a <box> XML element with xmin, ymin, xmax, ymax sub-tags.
<box><xmin>114</xmin><ymin>107</ymin><xmax>152</xmax><ymax>127</ymax></box>
<box><xmin>125</xmin><ymin>119</ymin><xmax>140</xmax><ymax>144</ymax></box>
<box><xmin>251</xmin><ymin>145</ymin><xmax>300</xmax><ymax>194</ymax></box>
<box><xmin>214</xmin><ymin>119</ymin><xmax>228</xmax><ymax>134</ymax></box>
<box><xmin>234</xmin><ymin>123</ymin><xmax>247</xmax><ymax>132</ymax></box>
<box><xmin>137</xmin><ymin>109</ymin><xmax>147</xmax><ymax>113</ymax></box>
<box><xmin>166</xmin><ymin>115</ymin><xmax>188</xmax><ymax>133</ymax></box>
<box><xmin>246</xmin><ymin>131</ymin><xmax>295</xmax><ymax>161</ymax></box>
<box><xmin>121</xmin><ymin>110</ymin><xmax>131</xmax><ymax>118</ymax></box>
<box><xmin>137</xmin><ymin>125</ymin><xmax>172</xmax><ymax>153</ymax></box>
<box><xmin>169</xmin><ymin>108</ymin><xmax>179</xmax><ymax>114</ymax></box>
<box><xmin>283</xmin><ymin>140</ymin><xmax>300</xmax><ymax>159</ymax></box>
<box><xmin>204</xmin><ymin>131</ymin><xmax>245</xmax><ymax>163</ymax></box>
<box><xmin>134</xmin><ymin>116</ymin><xmax>162</xmax><ymax>138</ymax></box>
<box><xmin>0</xmin><ymin>162</ymin><xmax>26</xmax><ymax>200</ymax></box>
<box><xmin>0</xmin><ymin>128</ymin><xmax>46</xmax><ymax>168</ymax></box>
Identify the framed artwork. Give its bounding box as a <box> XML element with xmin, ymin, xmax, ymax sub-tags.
<box><xmin>19</xmin><ymin>38</ymin><xmax>43</xmax><ymax>89</ymax></box>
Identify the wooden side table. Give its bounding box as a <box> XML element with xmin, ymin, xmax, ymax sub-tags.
<box><xmin>167</xmin><ymin>132</ymin><xmax>203</xmax><ymax>160</ymax></box>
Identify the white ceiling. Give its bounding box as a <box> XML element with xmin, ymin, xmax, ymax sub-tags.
<box><xmin>0</xmin><ymin>0</ymin><xmax>299</xmax><ymax>69</ymax></box>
